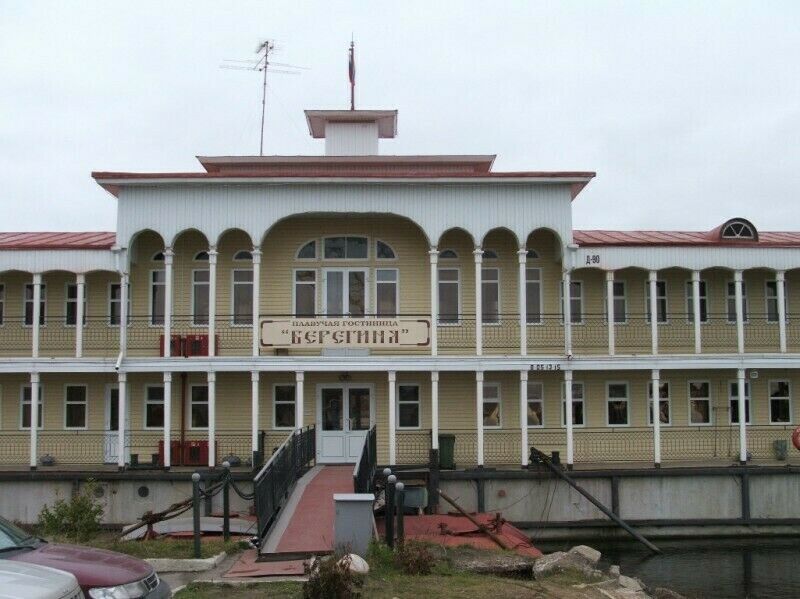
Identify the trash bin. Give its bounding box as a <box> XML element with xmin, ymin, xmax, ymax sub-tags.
<box><xmin>438</xmin><ymin>434</ymin><xmax>456</xmax><ymax>469</ymax></box>
<box><xmin>773</xmin><ymin>439</ymin><xmax>788</xmax><ymax>461</ymax></box>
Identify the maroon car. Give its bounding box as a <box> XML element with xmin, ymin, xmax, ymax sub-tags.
<box><xmin>0</xmin><ymin>516</ymin><xmax>170</xmax><ymax>598</ymax></box>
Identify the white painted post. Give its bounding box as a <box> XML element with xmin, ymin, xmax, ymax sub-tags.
<box><xmin>388</xmin><ymin>371</ymin><xmax>397</xmax><ymax>466</ymax></box>
<box><xmin>692</xmin><ymin>271</ymin><xmax>702</xmax><ymax>354</ymax></box>
<box><xmin>75</xmin><ymin>273</ymin><xmax>85</xmax><ymax>358</ymax></box>
<box><xmin>606</xmin><ymin>271</ymin><xmax>615</xmax><ymax>356</ymax></box>
<box><xmin>563</xmin><ymin>271</ymin><xmax>572</xmax><ymax>355</ymax></box>
<box><xmin>564</xmin><ymin>369</ymin><xmax>574</xmax><ymax>468</ymax></box>
<box><xmin>251</xmin><ymin>371</ymin><xmax>260</xmax><ymax>455</ymax></box>
<box><xmin>518</xmin><ymin>248</ymin><xmax>528</xmax><ymax>356</ymax></box>
<box><xmin>208</xmin><ymin>247</ymin><xmax>217</xmax><ymax>356</ymax></box>
<box><xmin>649</xmin><ymin>271</ymin><xmax>659</xmax><ymax>355</ymax></box>
<box><xmin>252</xmin><ymin>248</ymin><xmax>262</xmax><ymax>357</ymax></box>
<box><xmin>474</xmin><ymin>248</ymin><xmax>483</xmax><ymax>356</ymax></box>
<box><xmin>117</xmin><ymin>372</ymin><xmax>127</xmax><ymax>469</ymax></box>
<box><xmin>734</xmin><ymin>270</ymin><xmax>745</xmax><ymax>354</ymax></box>
<box><xmin>651</xmin><ymin>369</ymin><xmax>661</xmax><ymax>467</ymax></box>
<box><xmin>30</xmin><ymin>372</ymin><xmax>40</xmax><ymax>469</ymax></box>
<box><xmin>120</xmin><ymin>273</ymin><xmax>129</xmax><ymax>356</ymax></box>
<box><xmin>737</xmin><ymin>368</ymin><xmax>747</xmax><ymax>464</ymax></box>
<box><xmin>31</xmin><ymin>273</ymin><xmax>42</xmax><ymax>358</ymax></box>
<box><xmin>207</xmin><ymin>371</ymin><xmax>216</xmax><ymax>468</ymax></box>
<box><xmin>777</xmin><ymin>271</ymin><xmax>787</xmax><ymax>353</ymax></box>
<box><xmin>163</xmin><ymin>371</ymin><xmax>172</xmax><ymax>468</ymax></box>
<box><xmin>429</xmin><ymin>248</ymin><xmax>438</xmax><ymax>356</ymax></box>
<box><xmin>476</xmin><ymin>371</ymin><xmax>484</xmax><ymax>467</ymax></box>
<box><xmin>520</xmin><ymin>369</ymin><xmax>529</xmax><ymax>467</ymax></box>
<box><xmin>431</xmin><ymin>371</ymin><xmax>439</xmax><ymax>450</ymax></box>
<box><xmin>163</xmin><ymin>248</ymin><xmax>174</xmax><ymax>358</ymax></box>
<box><xmin>295</xmin><ymin>371</ymin><xmax>304</xmax><ymax>429</ymax></box>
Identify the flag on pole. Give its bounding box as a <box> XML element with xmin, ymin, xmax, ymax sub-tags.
<box><xmin>349</xmin><ymin>41</ymin><xmax>355</xmax><ymax>110</ymax></box>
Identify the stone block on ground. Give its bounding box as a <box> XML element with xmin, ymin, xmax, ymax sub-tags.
<box><xmin>532</xmin><ymin>550</ymin><xmax>599</xmax><ymax>579</ymax></box>
<box><xmin>569</xmin><ymin>544</ymin><xmax>602</xmax><ymax>565</ymax></box>
<box><xmin>450</xmin><ymin>551</ymin><xmax>538</xmax><ymax>576</ymax></box>
<box><xmin>609</xmin><ymin>564</ymin><xmax>621</xmax><ymax>577</ymax></box>
<box><xmin>618</xmin><ymin>575</ymin><xmax>643</xmax><ymax>591</ymax></box>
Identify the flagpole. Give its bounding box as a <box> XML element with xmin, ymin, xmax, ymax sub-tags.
<box><xmin>349</xmin><ymin>41</ymin><xmax>355</xmax><ymax>110</ymax></box>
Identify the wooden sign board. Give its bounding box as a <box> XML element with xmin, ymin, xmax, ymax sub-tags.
<box><xmin>261</xmin><ymin>318</ymin><xmax>431</xmax><ymax>349</ymax></box>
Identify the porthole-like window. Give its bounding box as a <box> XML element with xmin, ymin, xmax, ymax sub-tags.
<box><xmin>439</xmin><ymin>249</ymin><xmax>458</xmax><ymax>259</ymax></box>
<box><xmin>376</xmin><ymin>240</ymin><xmax>396</xmax><ymax>259</ymax></box>
<box><xmin>152</xmin><ymin>252</ymin><xmax>164</xmax><ymax>262</ymax></box>
<box><xmin>297</xmin><ymin>240</ymin><xmax>317</xmax><ymax>260</ymax></box>
<box><xmin>233</xmin><ymin>250</ymin><xmax>253</xmax><ymax>261</ymax></box>
<box><xmin>483</xmin><ymin>249</ymin><xmax>499</xmax><ymax>260</ymax></box>
<box><xmin>721</xmin><ymin>219</ymin><xmax>757</xmax><ymax>241</ymax></box>
<box><xmin>527</xmin><ymin>249</ymin><xmax>540</xmax><ymax>259</ymax></box>
<box><xmin>194</xmin><ymin>251</ymin><xmax>209</xmax><ymax>261</ymax></box>
<box><xmin>137</xmin><ymin>485</ymin><xmax>150</xmax><ymax>498</ymax></box>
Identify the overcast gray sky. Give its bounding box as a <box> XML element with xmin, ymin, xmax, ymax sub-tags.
<box><xmin>1</xmin><ymin>1</ymin><xmax>798</xmax><ymax>234</ymax></box>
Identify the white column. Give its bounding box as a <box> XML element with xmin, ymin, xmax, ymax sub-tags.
<box><xmin>163</xmin><ymin>248</ymin><xmax>174</xmax><ymax>357</ymax></box>
<box><xmin>252</xmin><ymin>249</ymin><xmax>262</xmax><ymax>357</ymax></box>
<box><xmin>30</xmin><ymin>372</ymin><xmax>40</xmax><ymax>469</ymax></box>
<box><xmin>518</xmin><ymin>248</ymin><xmax>528</xmax><ymax>356</ymax></box>
<box><xmin>562</xmin><ymin>271</ymin><xmax>572</xmax><ymax>355</ymax></box>
<box><xmin>31</xmin><ymin>273</ymin><xmax>42</xmax><ymax>358</ymax></box>
<box><xmin>119</xmin><ymin>273</ymin><xmax>129</xmax><ymax>356</ymax></box>
<box><xmin>75</xmin><ymin>273</ymin><xmax>85</xmax><ymax>358</ymax></box>
<box><xmin>648</xmin><ymin>271</ymin><xmax>659</xmax><ymax>355</ymax></box>
<box><xmin>737</xmin><ymin>368</ymin><xmax>747</xmax><ymax>464</ymax></box>
<box><xmin>117</xmin><ymin>372</ymin><xmax>127</xmax><ymax>469</ymax></box>
<box><xmin>295</xmin><ymin>371</ymin><xmax>304</xmax><ymax>429</ymax></box>
<box><xmin>692</xmin><ymin>271</ymin><xmax>702</xmax><ymax>354</ymax></box>
<box><xmin>651</xmin><ymin>369</ymin><xmax>661</xmax><ymax>467</ymax></box>
<box><xmin>606</xmin><ymin>271</ymin><xmax>615</xmax><ymax>356</ymax></box>
<box><xmin>208</xmin><ymin>247</ymin><xmax>217</xmax><ymax>356</ymax></box>
<box><xmin>474</xmin><ymin>248</ymin><xmax>483</xmax><ymax>356</ymax></box>
<box><xmin>429</xmin><ymin>248</ymin><xmax>438</xmax><ymax>355</ymax></box>
<box><xmin>162</xmin><ymin>371</ymin><xmax>172</xmax><ymax>468</ymax></box>
<box><xmin>734</xmin><ymin>270</ymin><xmax>745</xmax><ymax>354</ymax></box>
<box><xmin>207</xmin><ymin>371</ymin><xmax>216</xmax><ymax>467</ymax></box>
<box><xmin>564</xmin><ymin>369</ymin><xmax>574</xmax><ymax>468</ymax></box>
<box><xmin>388</xmin><ymin>371</ymin><xmax>397</xmax><ymax>465</ymax></box>
<box><xmin>476</xmin><ymin>371</ymin><xmax>484</xmax><ymax>466</ymax></box>
<box><xmin>431</xmin><ymin>371</ymin><xmax>439</xmax><ymax>450</ymax></box>
<box><xmin>777</xmin><ymin>271</ymin><xmax>787</xmax><ymax>353</ymax></box>
<box><xmin>250</xmin><ymin>371</ymin><xmax>260</xmax><ymax>454</ymax></box>
<box><xmin>519</xmin><ymin>369</ymin><xmax>529</xmax><ymax>467</ymax></box>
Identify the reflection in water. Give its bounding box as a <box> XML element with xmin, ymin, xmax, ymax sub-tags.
<box><xmin>536</xmin><ymin>537</ymin><xmax>800</xmax><ymax>599</ymax></box>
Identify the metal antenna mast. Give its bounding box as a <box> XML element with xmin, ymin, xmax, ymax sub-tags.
<box><xmin>257</xmin><ymin>40</ymin><xmax>274</xmax><ymax>156</ymax></box>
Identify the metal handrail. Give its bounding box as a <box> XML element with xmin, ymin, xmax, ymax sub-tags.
<box><xmin>353</xmin><ymin>425</ymin><xmax>377</xmax><ymax>493</ymax></box>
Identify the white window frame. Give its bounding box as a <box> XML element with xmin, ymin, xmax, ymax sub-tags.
<box><xmin>322</xmin><ymin>267</ymin><xmax>369</xmax><ymax>318</ymax></box>
<box><xmin>293</xmin><ymin>269</ymin><xmax>318</xmax><ymax>317</ymax></box>
<box><xmin>191</xmin><ymin>268</ymin><xmax>210</xmax><ymax>327</ymax></box>
<box><xmin>233</xmin><ymin>249</ymin><xmax>253</xmax><ymax>262</ymax></box>
<box><xmin>526</xmin><ymin>381</ymin><xmax>544</xmax><ymax>428</ymax></box>
<box><xmin>188</xmin><ymin>384</ymin><xmax>209</xmax><ymax>430</ymax></box>
<box><xmin>375</xmin><ymin>268</ymin><xmax>399</xmax><ymax>317</ymax></box>
<box><xmin>647</xmin><ymin>380</ymin><xmax>672</xmax><ymax>426</ymax></box>
<box><xmin>560</xmin><ymin>280</ymin><xmax>583</xmax><ymax>325</ymax></box>
<box><xmin>726</xmin><ymin>280</ymin><xmax>749</xmax><ymax>323</ymax></box>
<box><xmin>688</xmin><ymin>380</ymin><xmax>712</xmax><ymax>426</ymax></box>
<box><xmin>64</xmin><ymin>283</ymin><xmax>88</xmax><ymax>328</ymax></box>
<box><xmin>525</xmin><ymin>267</ymin><xmax>543</xmax><ymax>325</ymax></box>
<box><xmin>149</xmin><ymin>270</ymin><xmax>166</xmax><ymax>327</ymax></box>
<box><xmin>765</xmin><ymin>280</ymin><xmax>788</xmax><ymax>324</ymax></box>
<box><xmin>108</xmin><ymin>282</ymin><xmax>131</xmax><ymax>327</ymax></box>
<box><xmin>645</xmin><ymin>280</ymin><xmax>668</xmax><ymax>324</ymax></box>
<box><xmin>439</xmin><ymin>249</ymin><xmax>459</xmax><ymax>260</ymax></box>
<box><xmin>231</xmin><ymin>268</ymin><xmax>254</xmax><ymax>327</ymax></box>
<box><xmin>768</xmin><ymin>379</ymin><xmax>792</xmax><ymax>425</ymax></box>
<box><xmin>272</xmin><ymin>383</ymin><xmax>296</xmax><ymax>430</ymax></box>
<box><xmin>322</xmin><ymin>236</ymin><xmax>369</xmax><ymax>261</ymax></box>
<box><xmin>23</xmin><ymin>283</ymin><xmax>46</xmax><ymax>327</ymax></box>
<box><xmin>19</xmin><ymin>385</ymin><xmax>43</xmax><ymax>430</ymax></box>
<box><xmin>64</xmin><ymin>384</ymin><xmax>88</xmax><ymax>430</ymax></box>
<box><xmin>685</xmin><ymin>279</ymin><xmax>709</xmax><ymax>324</ymax></box>
<box><xmin>375</xmin><ymin>240</ymin><xmax>397</xmax><ymax>260</ymax></box>
<box><xmin>481</xmin><ymin>267</ymin><xmax>500</xmax><ymax>325</ymax></box>
<box><xmin>144</xmin><ymin>385</ymin><xmax>165</xmax><ymax>430</ymax></box>
<box><xmin>606</xmin><ymin>381</ymin><xmax>630</xmax><ymax>427</ymax></box>
<box><xmin>482</xmin><ymin>382</ymin><xmax>502</xmax><ymax>429</ymax></box>
<box><xmin>560</xmin><ymin>382</ymin><xmax>585</xmax><ymax>428</ymax></box>
<box><xmin>437</xmin><ymin>267</ymin><xmax>461</xmax><ymax>325</ymax></box>
<box><xmin>296</xmin><ymin>239</ymin><xmax>318</xmax><ymax>261</ymax></box>
<box><xmin>728</xmin><ymin>379</ymin><xmax>752</xmax><ymax>425</ymax></box>
<box><xmin>396</xmin><ymin>383</ymin><xmax>421</xmax><ymax>430</ymax></box>
<box><xmin>608</xmin><ymin>280</ymin><xmax>627</xmax><ymax>324</ymax></box>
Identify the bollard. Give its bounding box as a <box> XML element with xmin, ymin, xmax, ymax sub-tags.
<box><xmin>385</xmin><ymin>474</ymin><xmax>396</xmax><ymax>549</ymax></box>
<box><xmin>222</xmin><ymin>461</ymin><xmax>231</xmax><ymax>542</ymax></box>
<box><xmin>395</xmin><ymin>482</ymin><xmax>405</xmax><ymax>548</ymax></box>
<box><xmin>191</xmin><ymin>472</ymin><xmax>201</xmax><ymax>559</ymax></box>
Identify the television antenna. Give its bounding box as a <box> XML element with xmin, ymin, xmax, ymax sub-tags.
<box><xmin>220</xmin><ymin>40</ymin><xmax>308</xmax><ymax>155</ymax></box>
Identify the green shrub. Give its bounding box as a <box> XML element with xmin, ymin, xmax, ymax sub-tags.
<box><xmin>394</xmin><ymin>540</ymin><xmax>434</xmax><ymax>575</ymax></box>
<box><xmin>38</xmin><ymin>480</ymin><xmax>104</xmax><ymax>542</ymax></box>
<box><xmin>303</xmin><ymin>553</ymin><xmax>358</xmax><ymax>599</ymax></box>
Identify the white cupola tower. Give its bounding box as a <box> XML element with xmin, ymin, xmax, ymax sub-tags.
<box><xmin>304</xmin><ymin>109</ymin><xmax>398</xmax><ymax>156</ymax></box>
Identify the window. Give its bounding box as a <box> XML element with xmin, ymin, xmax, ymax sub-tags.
<box><xmin>769</xmin><ymin>380</ymin><xmax>791</xmax><ymax>424</ymax></box>
<box><xmin>560</xmin><ymin>281</ymin><xmax>583</xmax><ymax>324</ymax></box>
<box><xmin>438</xmin><ymin>268</ymin><xmax>460</xmax><ymax>324</ymax></box>
<box><xmin>729</xmin><ymin>380</ymin><xmax>751</xmax><ymax>424</ymax></box>
<box><xmin>721</xmin><ymin>220</ymin><xmax>756</xmax><ymax>240</ymax></box>
<box><xmin>152</xmin><ymin>252</ymin><xmax>164</xmax><ymax>261</ymax></box>
<box><xmin>688</xmin><ymin>381</ymin><xmax>711</xmax><ymax>425</ymax></box>
<box><xmin>527</xmin><ymin>381</ymin><xmax>544</xmax><ymax>427</ymax></box>
<box><xmin>192</xmin><ymin>270</ymin><xmax>210</xmax><ymax>325</ymax></box>
<box><xmin>482</xmin><ymin>382</ymin><xmax>501</xmax><ymax>428</ymax></box>
<box><xmin>482</xmin><ymin>249</ymin><xmax>499</xmax><ymax>260</ymax></box>
<box><xmin>482</xmin><ymin>268</ymin><xmax>500</xmax><ymax>324</ymax></box>
<box><xmin>65</xmin><ymin>284</ymin><xmax>87</xmax><ymax>326</ymax></box>
<box><xmin>20</xmin><ymin>385</ymin><xmax>43</xmax><ymax>430</ymax></box>
<box><xmin>685</xmin><ymin>280</ymin><xmax>709</xmax><ymax>323</ymax></box>
<box><xmin>526</xmin><ymin>249</ymin><xmax>539</xmax><ymax>259</ymax></box>
<box><xmin>232</xmin><ymin>269</ymin><xmax>254</xmax><ymax>325</ymax></box>
<box><xmin>297</xmin><ymin>240</ymin><xmax>317</xmax><ymax>260</ymax></box>
<box><xmin>144</xmin><ymin>386</ymin><xmax>164</xmax><ymax>429</ymax></box>
<box><xmin>727</xmin><ymin>281</ymin><xmax>749</xmax><ymax>323</ymax></box>
<box><xmin>233</xmin><ymin>250</ymin><xmax>253</xmax><ymax>261</ymax></box>
<box><xmin>189</xmin><ymin>385</ymin><xmax>209</xmax><ymax>429</ymax></box>
<box><xmin>64</xmin><ymin>385</ymin><xmax>87</xmax><ymax>429</ymax></box>
<box><xmin>150</xmin><ymin>271</ymin><xmax>165</xmax><ymax>325</ymax></box>
<box><xmin>608</xmin><ymin>281</ymin><xmax>627</xmax><ymax>324</ymax></box>
<box><xmin>273</xmin><ymin>385</ymin><xmax>295</xmax><ymax>429</ymax></box>
<box><xmin>607</xmin><ymin>382</ymin><xmax>629</xmax><ymax>426</ymax></box>
<box><xmin>109</xmin><ymin>284</ymin><xmax>131</xmax><ymax>326</ymax></box>
<box><xmin>645</xmin><ymin>281</ymin><xmax>667</xmax><ymax>323</ymax></box>
<box><xmin>194</xmin><ymin>251</ymin><xmax>209</xmax><ymax>261</ymax></box>
<box><xmin>376</xmin><ymin>240</ymin><xmax>396</xmax><ymax>259</ymax></box>
<box><xmin>526</xmin><ymin>268</ymin><xmax>542</xmax><ymax>324</ymax></box>
<box><xmin>397</xmin><ymin>384</ymin><xmax>420</xmax><ymax>429</ymax></box>
<box><xmin>376</xmin><ymin>269</ymin><xmax>398</xmax><ymax>316</ymax></box>
<box><xmin>647</xmin><ymin>381</ymin><xmax>671</xmax><ymax>425</ymax></box>
<box><xmin>24</xmin><ymin>284</ymin><xmax>46</xmax><ymax>326</ymax></box>
<box><xmin>561</xmin><ymin>382</ymin><xmax>585</xmax><ymax>426</ymax></box>
<box><xmin>439</xmin><ymin>249</ymin><xmax>458</xmax><ymax>259</ymax></box>
<box><xmin>0</xmin><ymin>284</ymin><xmax>5</xmax><ymax>325</ymax></box>
<box><xmin>323</xmin><ymin>236</ymin><xmax>368</xmax><ymax>259</ymax></box>
<box><xmin>766</xmin><ymin>281</ymin><xmax>788</xmax><ymax>323</ymax></box>
<box><xmin>294</xmin><ymin>270</ymin><xmax>316</xmax><ymax>316</ymax></box>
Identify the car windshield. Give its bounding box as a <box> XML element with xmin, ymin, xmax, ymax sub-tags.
<box><xmin>0</xmin><ymin>517</ymin><xmax>34</xmax><ymax>550</ymax></box>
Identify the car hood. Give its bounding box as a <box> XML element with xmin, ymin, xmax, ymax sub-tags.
<box><xmin>13</xmin><ymin>542</ymin><xmax>153</xmax><ymax>588</ymax></box>
<box><xmin>0</xmin><ymin>559</ymin><xmax>79</xmax><ymax>599</ymax></box>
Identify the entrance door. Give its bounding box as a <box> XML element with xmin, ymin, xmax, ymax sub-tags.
<box><xmin>317</xmin><ymin>384</ymin><xmax>374</xmax><ymax>463</ymax></box>
<box><xmin>104</xmin><ymin>385</ymin><xmax>130</xmax><ymax>464</ymax></box>
<box><xmin>323</xmin><ymin>268</ymin><xmax>368</xmax><ymax>317</ymax></box>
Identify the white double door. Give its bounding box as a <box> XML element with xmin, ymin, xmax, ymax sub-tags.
<box><xmin>103</xmin><ymin>385</ymin><xmax>130</xmax><ymax>464</ymax></box>
<box><xmin>316</xmin><ymin>384</ymin><xmax>374</xmax><ymax>464</ymax></box>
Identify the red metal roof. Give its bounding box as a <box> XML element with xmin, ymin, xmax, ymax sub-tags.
<box><xmin>0</xmin><ymin>232</ymin><xmax>116</xmax><ymax>250</ymax></box>
<box><xmin>574</xmin><ymin>229</ymin><xmax>800</xmax><ymax>248</ymax></box>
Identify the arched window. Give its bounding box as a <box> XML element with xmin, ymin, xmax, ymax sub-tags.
<box><xmin>439</xmin><ymin>249</ymin><xmax>458</xmax><ymax>259</ymax></box>
<box><xmin>194</xmin><ymin>251</ymin><xmax>209</xmax><ymax>261</ymax></box>
<box><xmin>233</xmin><ymin>250</ymin><xmax>253</xmax><ymax>261</ymax></box>
<box><xmin>297</xmin><ymin>240</ymin><xmax>317</xmax><ymax>260</ymax></box>
<box><xmin>483</xmin><ymin>249</ymin><xmax>499</xmax><ymax>260</ymax></box>
<box><xmin>152</xmin><ymin>252</ymin><xmax>164</xmax><ymax>262</ymax></box>
<box><xmin>721</xmin><ymin>219</ymin><xmax>757</xmax><ymax>241</ymax></box>
<box><xmin>376</xmin><ymin>240</ymin><xmax>396</xmax><ymax>259</ymax></box>
<box><xmin>527</xmin><ymin>249</ymin><xmax>540</xmax><ymax>259</ymax></box>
